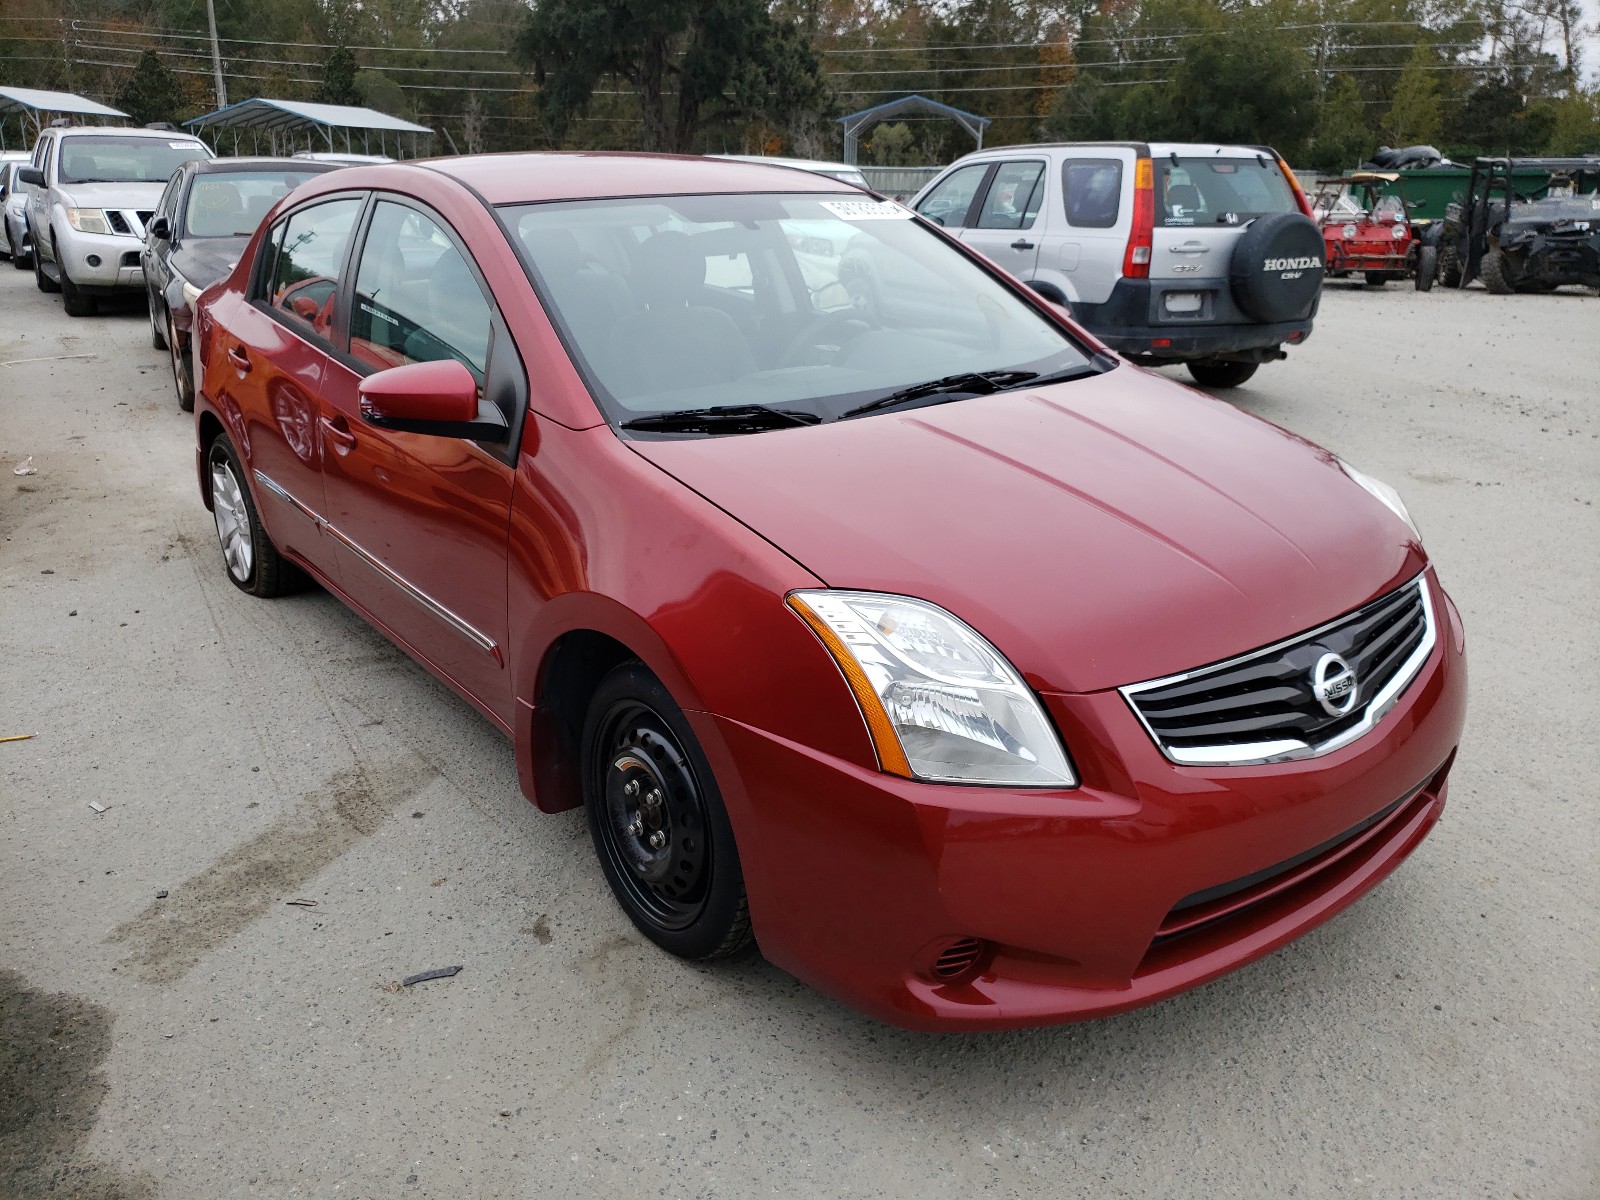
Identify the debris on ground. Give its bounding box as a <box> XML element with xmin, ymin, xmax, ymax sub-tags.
<box><xmin>285</xmin><ymin>898</ymin><xmax>318</xmax><ymax>907</ymax></box>
<box><xmin>379</xmin><ymin>980</ymin><xmax>404</xmax><ymax>994</ymax></box>
<box><xmin>402</xmin><ymin>965</ymin><xmax>462</xmax><ymax>987</ymax></box>
<box><xmin>87</xmin><ymin>801</ymin><xmax>107</xmax><ymax>814</ymax></box>
<box><xmin>0</xmin><ymin>734</ymin><xmax>36</xmax><ymax>744</ymax></box>
<box><xmin>13</xmin><ymin>456</ymin><xmax>35</xmax><ymax>476</ymax></box>
<box><xmin>156</xmin><ymin>890</ymin><xmax>168</xmax><ymax>899</ymax></box>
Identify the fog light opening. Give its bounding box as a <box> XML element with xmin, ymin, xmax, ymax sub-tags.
<box><xmin>928</xmin><ymin>936</ymin><xmax>988</xmax><ymax>984</ymax></box>
<box><xmin>86</xmin><ymin>254</ymin><xmax>102</xmax><ymax>268</ymax></box>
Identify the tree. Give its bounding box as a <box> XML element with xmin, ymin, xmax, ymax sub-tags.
<box><xmin>116</xmin><ymin>50</ymin><xmax>184</xmax><ymax>125</ymax></box>
<box><xmin>316</xmin><ymin>44</ymin><xmax>361</xmax><ymax>107</ymax></box>
<box><xmin>1382</xmin><ymin>42</ymin><xmax>1441</xmax><ymax>146</ymax></box>
<box><xmin>1311</xmin><ymin>74</ymin><xmax>1372</xmax><ymax>173</ymax></box>
<box><xmin>513</xmin><ymin>0</ymin><xmax>829</xmax><ymax>153</ymax></box>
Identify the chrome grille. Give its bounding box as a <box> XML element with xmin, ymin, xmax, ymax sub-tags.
<box><xmin>1121</xmin><ymin>577</ymin><xmax>1436</xmax><ymax>766</ymax></box>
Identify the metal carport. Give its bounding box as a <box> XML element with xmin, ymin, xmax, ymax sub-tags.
<box><xmin>836</xmin><ymin>95</ymin><xmax>990</xmax><ymax>165</ymax></box>
<box><xmin>0</xmin><ymin>87</ymin><xmax>130</xmax><ymax>151</ymax></box>
<box><xmin>184</xmin><ymin>98</ymin><xmax>433</xmax><ymax>159</ymax></box>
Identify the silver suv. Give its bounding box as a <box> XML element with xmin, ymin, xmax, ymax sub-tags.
<box><xmin>911</xmin><ymin>141</ymin><xmax>1325</xmax><ymax>388</ymax></box>
<box><xmin>19</xmin><ymin>125</ymin><xmax>212</xmax><ymax>316</ymax></box>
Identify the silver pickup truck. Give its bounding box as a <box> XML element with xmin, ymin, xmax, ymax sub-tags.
<box><xmin>19</xmin><ymin>125</ymin><xmax>211</xmax><ymax>316</ymax></box>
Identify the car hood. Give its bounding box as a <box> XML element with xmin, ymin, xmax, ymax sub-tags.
<box><xmin>171</xmin><ymin>238</ymin><xmax>248</xmax><ymax>290</ymax></box>
<box><xmin>632</xmin><ymin>367</ymin><xmax>1425</xmax><ymax>694</ymax></box>
<box><xmin>54</xmin><ymin>180</ymin><xmax>168</xmax><ymax>211</ymax></box>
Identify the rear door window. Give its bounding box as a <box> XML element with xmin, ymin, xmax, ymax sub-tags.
<box><xmin>915</xmin><ymin>163</ymin><xmax>992</xmax><ymax>229</ymax></box>
<box><xmin>975</xmin><ymin>160</ymin><xmax>1046</xmax><ymax>230</ymax></box>
<box><xmin>1063</xmin><ymin>159</ymin><xmax>1122</xmax><ymax>228</ymax></box>
<box><xmin>1157</xmin><ymin>158</ymin><xmax>1297</xmax><ymax>227</ymax></box>
<box><xmin>263</xmin><ymin>198</ymin><xmax>362</xmax><ymax>343</ymax></box>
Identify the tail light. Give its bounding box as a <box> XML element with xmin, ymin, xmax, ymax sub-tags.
<box><xmin>1276</xmin><ymin>156</ymin><xmax>1314</xmax><ymax>218</ymax></box>
<box><xmin>1122</xmin><ymin>156</ymin><xmax>1154</xmax><ymax>279</ymax></box>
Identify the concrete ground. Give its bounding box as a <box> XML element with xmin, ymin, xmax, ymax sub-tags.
<box><xmin>1</xmin><ymin>264</ymin><xmax>1595</xmax><ymax>1200</ymax></box>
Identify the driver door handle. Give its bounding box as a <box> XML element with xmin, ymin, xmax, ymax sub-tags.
<box><xmin>1011</xmin><ymin>239</ymin><xmax>1035</xmax><ymax>250</ymax></box>
<box><xmin>226</xmin><ymin>346</ymin><xmax>251</xmax><ymax>372</ymax></box>
<box><xmin>320</xmin><ymin>414</ymin><xmax>357</xmax><ymax>455</ymax></box>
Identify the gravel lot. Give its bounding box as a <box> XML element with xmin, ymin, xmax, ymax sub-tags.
<box><xmin>2</xmin><ymin>266</ymin><xmax>1596</xmax><ymax>1200</ymax></box>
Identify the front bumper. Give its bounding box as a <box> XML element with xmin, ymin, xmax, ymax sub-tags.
<box><xmin>700</xmin><ymin>572</ymin><xmax>1466</xmax><ymax>1031</ymax></box>
<box><xmin>54</xmin><ymin>228</ymin><xmax>145</xmax><ymax>291</ymax></box>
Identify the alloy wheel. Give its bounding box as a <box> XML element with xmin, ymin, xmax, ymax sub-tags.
<box><xmin>210</xmin><ymin>459</ymin><xmax>254</xmax><ymax>583</ymax></box>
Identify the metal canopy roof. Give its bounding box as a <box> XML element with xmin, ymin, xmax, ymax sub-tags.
<box><xmin>836</xmin><ymin>94</ymin><xmax>990</xmax><ymax>165</ymax></box>
<box><xmin>0</xmin><ymin>87</ymin><xmax>130</xmax><ymax>120</ymax></box>
<box><xmin>186</xmin><ymin>98</ymin><xmax>431</xmax><ymax>136</ymax></box>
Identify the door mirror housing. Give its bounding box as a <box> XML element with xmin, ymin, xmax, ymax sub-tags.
<box><xmin>148</xmin><ymin>215</ymin><xmax>171</xmax><ymax>240</ymax></box>
<box><xmin>358</xmin><ymin>359</ymin><xmax>508</xmax><ymax>442</ymax></box>
<box><xmin>17</xmin><ymin>166</ymin><xmax>44</xmax><ymax>187</ymax></box>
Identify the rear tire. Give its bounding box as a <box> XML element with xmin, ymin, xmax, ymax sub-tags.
<box><xmin>582</xmin><ymin>661</ymin><xmax>753</xmax><ymax>962</ymax></box>
<box><xmin>1363</xmin><ymin>271</ymin><xmax>1388</xmax><ymax>288</ymax></box>
<box><xmin>1482</xmin><ymin>247</ymin><xmax>1514</xmax><ymax>294</ymax></box>
<box><xmin>1414</xmin><ymin>246</ymin><xmax>1437</xmax><ymax>292</ymax></box>
<box><xmin>1438</xmin><ymin>241</ymin><xmax>1463</xmax><ymax>288</ymax></box>
<box><xmin>205</xmin><ymin>434</ymin><xmax>300</xmax><ymax>597</ymax></box>
<box><xmin>1187</xmin><ymin>359</ymin><xmax>1259</xmax><ymax>389</ymax></box>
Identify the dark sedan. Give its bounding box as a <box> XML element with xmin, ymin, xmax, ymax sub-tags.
<box><xmin>143</xmin><ymin>157</ymin><xmax>340</xmax><ymax>409</ymax></box>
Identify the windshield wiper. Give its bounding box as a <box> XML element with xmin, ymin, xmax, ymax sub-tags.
<box><xmin>839</xmin><ymin>370</ymin><xmax>1039</xmax><ymax>419</ymax></box>
<box><xmin>619</xmin><ymin>404</ymin><xmax>822</xmax><ymax>434</ymax></box>
<box><xmin>995</xmin><ymin>361</ymin><xmax>1108</xmax><ymax>391</ymax></box>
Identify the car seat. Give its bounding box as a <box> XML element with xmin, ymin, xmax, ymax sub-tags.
<box><xmin>606</xmin><ymin>231</ymin><xmax>756</xmax><ymax>398</ymax></box>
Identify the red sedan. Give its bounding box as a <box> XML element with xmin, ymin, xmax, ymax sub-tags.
<box><xmin>192</xmin><ymin>154</ymin><xmax>1466</xmax><ymax>1031</ymax></box>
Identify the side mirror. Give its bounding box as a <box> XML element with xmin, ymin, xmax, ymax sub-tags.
<box><xmin>149</xmin><ymin>215</ymin><xmax>171</xmax><ymax>240</ymax></box>
<box><xmin>18</xmin><ymin>166</ymin><xmax>44</xmax><ymax>187</ymax></box>
<box><xmin>358</xmin><ymin>358</ymin><xmax>507</xmax><ymax>442</ymax></box>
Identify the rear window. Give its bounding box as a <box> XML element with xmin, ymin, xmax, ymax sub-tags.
<box><xmin>1156</xmin><ymin>157</ymin><xmax>1297</xmax><ymax>228</ymax></box>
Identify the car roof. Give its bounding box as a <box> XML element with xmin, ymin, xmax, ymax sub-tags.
<box><xmin>190</xmin><ymin>156</ymin><xmax>342</xmax><ymax>175</ymax></box>
<box><xmin>419</xmin><ymin>152</ymin><xmax>855</xmax><ymax>205</ymax></box>
<box><xmin>51</xmin><ymin>125</ymin><xmax>208</xmax><ymax>142</ymax></box>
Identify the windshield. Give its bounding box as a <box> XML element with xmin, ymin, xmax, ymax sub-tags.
<box><xmin>184</xmin><ymin>171</ymin><xmax>323</xmax><ymax>238</ymax></box>
<box><xmin>1156</xmin><ymin>157</ymin><xmax>1297</xmax><ymax>228</ymax></box>
<box><xmin>503</xmin><ymin>193</ymin><xmax>1092</xmax><ymax>429</ymax></box>
<box><xmin>60</xmin><ymin>137</ymin><xmax>210</xmax><ymax>185</ymax></box>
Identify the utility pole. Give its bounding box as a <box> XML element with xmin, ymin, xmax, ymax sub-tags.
<box><xmin>204</xmin><ymin>0</ymin><xmax>227</xmax><ymax>107</ymax></box>
<box><xmin>60</xmin><ymin>17</ymin><xmax>77</xmax><ymax>92</ymax></box>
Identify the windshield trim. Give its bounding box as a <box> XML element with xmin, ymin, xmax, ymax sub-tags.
<box><xmin>492</xmin><ymin>191</ymin><xmax>1100</xmax><ymax>437</ymax></box>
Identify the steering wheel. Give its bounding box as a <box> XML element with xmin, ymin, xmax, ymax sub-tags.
<box><xmin>778</xmin><ymin>311</ymin><xmax>873</xmax><ymax>368</ymax></box>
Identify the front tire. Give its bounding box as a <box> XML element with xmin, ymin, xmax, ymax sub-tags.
<box><xmin>1482</xmin><ymin>246</ymin><xmax>1514</xmax><ymax>294</ymax></box>
<box><xmin>149</xmin><ymin>290</ymin><xmax>168</xmax><ymax>349</ymax></box>
<box><xmin>582</xmin><ymin>662</ymin><xmax>752</xmax><ymax>961</ymax></box>
<box><xmin>1438</xmin><ymin>241</ymin><xmax>1463</xmax><ymax>288</ymax></box>
<box><xmin>170</xmin><ymin>311</ymin><xmax>194</xmax><ymax>411</ymax></box>
<box><xmin>205</xmin><ymin>434</ymin><xmax>299</xmax><ymax>597</ymax></box>
<box><xmin>1414</xmin><ymin>246</ymin><xmax>1437</xmax><ymax>292</ymax></box>
<box><xmin>1187</xmin><ymin>359</ymin><xmax>1259</xmax><ymax>389</ymax></box>
<box><xmin>60</xmin><ymin>264</ymin><xmax>95</xmax><ymax>316</ymax></box>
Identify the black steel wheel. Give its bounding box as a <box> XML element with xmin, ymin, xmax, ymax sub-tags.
<box><xmin>1414</xmin><ymin>246</ymin><xmax>1437</xmax><ymax>292</ymax></box>
<box><xmin>582</xmin><ymin>662</ymin><xmax>752</xmax><ymax>960</ymax></box>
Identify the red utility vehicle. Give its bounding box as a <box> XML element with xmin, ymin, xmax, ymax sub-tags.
<box><xmin>192</xmin><ymin>154</ymin><xmax>1466</xmax><ymax>1030</ymax></box>
<box><xmin>1314</xmin><ymin>172</ymin><xmax>1422</xmax><ymax>287</ymax></box>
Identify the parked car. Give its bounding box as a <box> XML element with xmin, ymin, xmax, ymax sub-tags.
<box><xmin>291</xmin><ymin>151</ymin><xmax>394</xmax><ymax>166</ymax></box>
<box><xmin>1</xmin><ymin>157</ymin><xmax>35</xmax><ymax>268</ymax></box>
<box><xmin>18</xmin><ymin>124</ymin><xmax>212</xmax><ymax>315</ymax></box>
<box><xmin>143</xmin><ymin>156</ymin><xmax>342</xmax><ymax>410</ymax></box>
<box><xmin>192</xmin><ymin>154</ymin><xmax>1465</xmax><ymax>1031</ymax></box>
<box><xmin>1311</xmin><ymin>172</ymin><xmax>1425</xmax><ymax>289</ymax></box>
<box><xmin>911</xmin><ymin>141</ymin><xmax>1325</xmax><ymax>388</ymax></box>
<box><xmin>1438</xmin><ymin>156</ymin><xmax>1600</xmax><ymax>294</ymax></box>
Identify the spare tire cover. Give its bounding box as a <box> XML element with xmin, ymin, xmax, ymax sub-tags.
<box><xmin>1228</xmin><ymin>213</ymin><xmax>1325</xmax><ymax>322</ymax></box>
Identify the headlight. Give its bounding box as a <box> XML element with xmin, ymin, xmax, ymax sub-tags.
<box><xmin>1338</xmin><ymin>459</ymin><xmax>1420</xmax><ymax>541</ymax></box>
<box><xmin>65</xmin><ymin>208</ymin><xmax>110</xmax><ymax>234</ymax></box>
<box><xmin>788</xmin><ymin>590</ymin><xmax>1075</xmax><ymax>787</ymax></box>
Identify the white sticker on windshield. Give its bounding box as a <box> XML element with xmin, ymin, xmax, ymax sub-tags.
<box><xmin>819</xmin><ymin>199</ymin><xmax>911</xmax><ymax>221</ymax></box>
<box><xmin>170</xmin><ymin>141</ymin><xmax>200</xmax><ymax>149</ymax></box>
